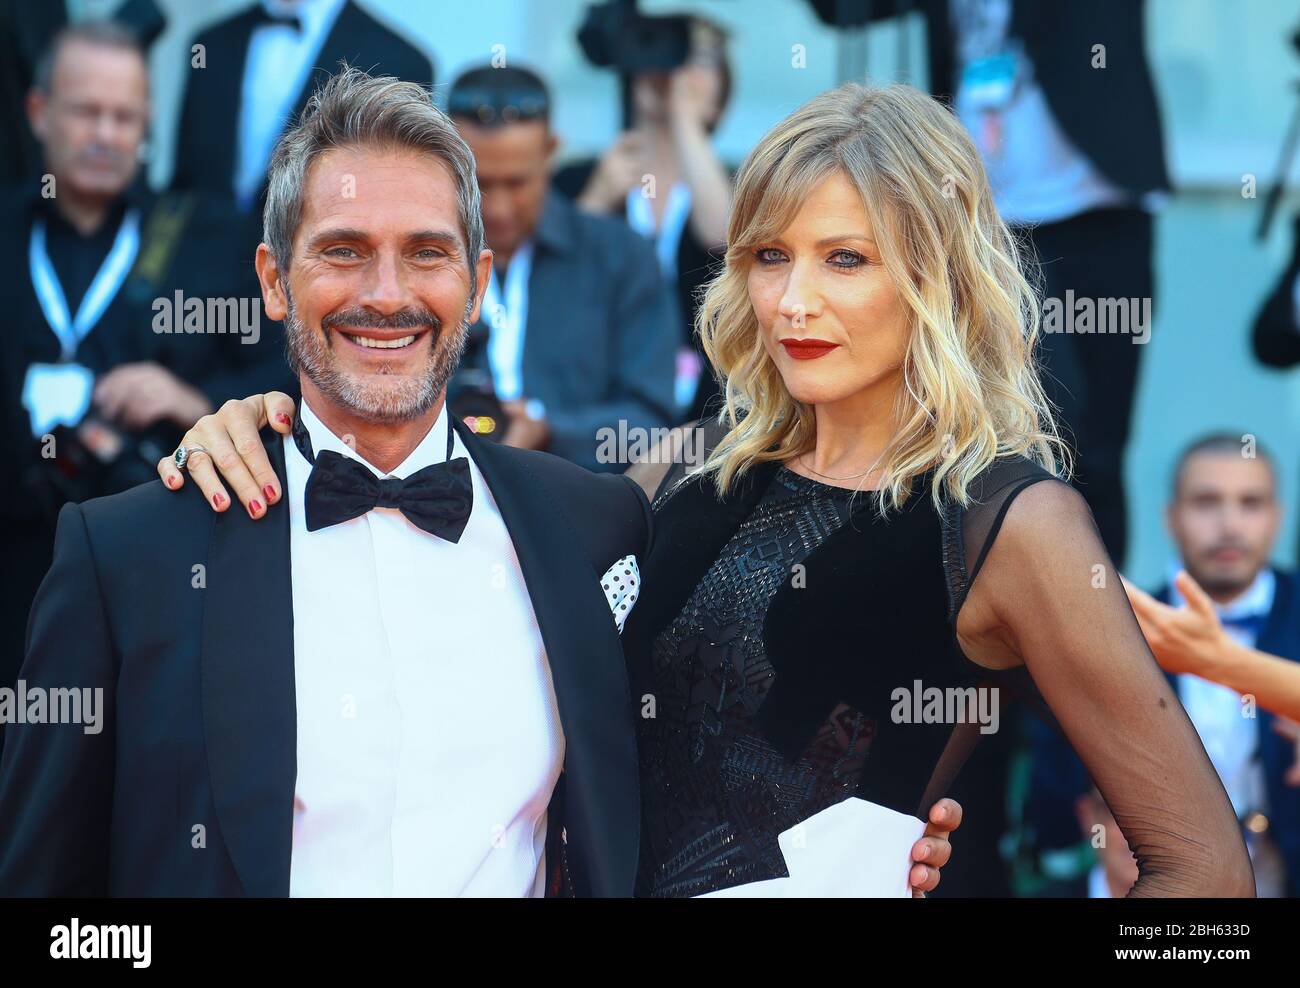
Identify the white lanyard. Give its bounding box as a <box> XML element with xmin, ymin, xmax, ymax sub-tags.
<box><xmin>29</xmin><ymin>208</ymin><xmax>141</xmax><ymax>360</ymax></box>
<box><xmin>627</xmin><ymin>181</ymin><xmax>691</xmax><ymax>279</ymax></box>
<box><xmin>483</xmin><ymin>240</ymin><xmax>534</xmax><ymax>401</ymax></box>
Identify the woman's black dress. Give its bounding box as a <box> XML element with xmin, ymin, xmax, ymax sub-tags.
<box><xmin>622</xmin><ymin>445</ymin><xmax>1245</xmax><ymax>898</ymax></box>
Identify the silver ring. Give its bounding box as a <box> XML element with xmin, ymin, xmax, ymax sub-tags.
<box><xmin>173</xmin><ymin>444</ymin><xmax>208</xmax><ymax>470</ymax></box>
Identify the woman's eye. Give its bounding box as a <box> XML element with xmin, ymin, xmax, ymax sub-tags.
<box><xmin>828</xmin><ymin>249</ymin><xmax>863</xmax><ymax>268</ymax></box>
<box><xmin>754</xmin><ymin>247</ymin><xmax>785</xmax><ymax>266</ymax></box>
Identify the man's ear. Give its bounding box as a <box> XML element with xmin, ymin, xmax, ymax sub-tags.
<box><xmin>467</xmin><ymin>248</ymin><xmax>493</xmax><ymax>325</ymax></box>
<box><xmin>255</xmin><ymin>243</ymin><xmax>288</xmax><ymax>321</ymax></box>
<box><xmin>544</xmin><ymin>131</ymin><xmax>560</xmax><ymax>166</ymax></box>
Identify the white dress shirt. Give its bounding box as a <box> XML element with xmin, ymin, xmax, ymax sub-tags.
<box><xmin>234</xmin><ymin>0</ymin><xmax>346</xmax><ymax>209</ymax></box>
<box><xmin>1169</xmin><ymin>563</ymin><xmax>1275</xmax><ymax>820</ymax></box>
<box><xmin>949</xmin><ymin>0</ymin><xmax>1130</xmax><ymax>225</ymax></box>
<box><xmin>285</xmin><ymin>399</ymin><xmax>565</xmax><ymax>896</ymax></box>
<box><xmin>483</xmin><ymin>242</ymin><xmax>535</xmax><ymax>402</ymax></box>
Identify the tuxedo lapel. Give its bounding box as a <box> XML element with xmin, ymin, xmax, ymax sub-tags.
<box><xmin>200</xmin><ymin>434</ymin><xmax>296</xmax><ymax>897</ymax></box>
<box><xmin>454</xmin><ymin>419</ymin><xmax>639</xmax><ymax>896</ymax></box>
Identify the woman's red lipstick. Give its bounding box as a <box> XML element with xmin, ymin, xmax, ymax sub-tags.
<box><xmin>780</xmin><ymin>337</ymin><xmax>840</xmax><ymax>360</ymax></box>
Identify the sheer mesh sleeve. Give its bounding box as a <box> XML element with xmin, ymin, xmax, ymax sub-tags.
<box><xmin>624</xmin><ymin>417</ymin><xmax>731</xmax><ymax>503</ymax></box>
<box><xmin>959</xmin><ymin>473</ymin><xmax>1254</xmax><ymax>897</ymax></box>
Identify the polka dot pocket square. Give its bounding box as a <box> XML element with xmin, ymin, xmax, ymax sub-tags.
<box><xmin>600</xmin><ymin>554</ymin><xmax>640</xmax><ymax>634</ymax></box>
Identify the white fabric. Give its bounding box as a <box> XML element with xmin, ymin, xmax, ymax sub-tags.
<box><xmin>483</xmin><ymin>241</ymin><xmax>535</xmax><ymax>401</ymax></box>
<box><xmin>949</xmin><ymin>0</ymin><xmax>1130</xmax><ymax>224</ymax></box>
<box><xmin>1169</xmin><ymin>563</ymin><xmax>1275</xmax><ymax>820</ymax></box>
<box><xmin>234</xmin><ymin>0</ymin><xmax>346</xmax><ymax>209</ymax></box>
<box><xmin>600</xmin><ymin>555</ymin><xmax>640</xmax><ymax>634</ymax></box>
<box><xmin>284</xmin><ymin>398</ymin><xmax>564</xmax><ymax>896</ymax></box>
<box><xmin>626</xmin><ymin>181</ymin><xmax>692</xmax><ymax>279</ymax></box>
<box><xmin>21</xmin><ymin>362</ymin><xmax>95</xmax><ymax>437</ymax></box>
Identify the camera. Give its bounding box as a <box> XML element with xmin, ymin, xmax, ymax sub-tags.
<box><xmin>578</xmin><ymin>1</ymin><xmax>692</xmax><ymax>75</ymax></box>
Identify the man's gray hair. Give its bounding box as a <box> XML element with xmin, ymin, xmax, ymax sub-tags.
<box><xmin>263</xmin><ymin>65</ymin><xmax>485</xmax><ymax>296</ymax></box>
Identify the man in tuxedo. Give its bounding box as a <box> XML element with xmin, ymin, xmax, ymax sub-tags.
<box><xmin>1152</xmin><ymin>436</ymin><xmax>1300</xmax><ymax>896</ymax></box>
<box><xmin>446</xmin><ymin>65</ymin><xmax>677</xmax><ymax>470</ymax></box>
<box><xmin>0</xmin><ymin>67</ymin><xmax>648</xmax><ymax>897</ymax></box>
<box><xmin>170</xmin><ymin>0</ymin><xmax>431</xmax><ymax>211</ymax></box>
<box><xmin>1027</xmin><ymin>435</ymin><xmax>1300</xmax><ymax>897</ymax></box>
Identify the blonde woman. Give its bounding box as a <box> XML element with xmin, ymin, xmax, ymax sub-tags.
<box><xmin>159</xmin><ymin>83</ymin><xmax>1250</xmax><ymax>898</ymax></box>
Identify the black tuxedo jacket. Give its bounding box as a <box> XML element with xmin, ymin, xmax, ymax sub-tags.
<box><xmin>0</xmin><ymin>418</ymin><xmax>652</xmax><ymax>897</ymax></box>
<box><xmin>170</xmin><ymin>0</ymin><xmax>433</xmax><ymax>201</ymax></box>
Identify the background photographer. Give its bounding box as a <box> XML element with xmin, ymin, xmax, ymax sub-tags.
<box><xmin>0</xmin><ymin>21</ymin><xmax>288</xmax><ymax>740</ymax></box>
<box><xmin>555</xmin><ymin>9</ymin><xmax>733</xmax><ymax>419</ymax></box>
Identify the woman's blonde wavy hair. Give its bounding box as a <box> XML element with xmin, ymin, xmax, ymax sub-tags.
<box><xmin>694</xmin><ymin>81</ymin><xmax>1072</xmax><ymax>515</ymax></box>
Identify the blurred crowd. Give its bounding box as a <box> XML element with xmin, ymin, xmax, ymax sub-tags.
<box><xmin>1</xmin><ymin>0</ymin><xmax>1299</xmax><ymax>897</ymax></box>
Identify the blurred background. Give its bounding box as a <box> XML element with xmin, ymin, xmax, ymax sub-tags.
<box><xmin>4</xmin><ymin>0</ymin><xmax>1300</xmax><ymax>899</ymax></box>
<box><xmin>128</xmin><ymin>0</ymin><xmax>1300</xmax><ymax>584</ymax></box>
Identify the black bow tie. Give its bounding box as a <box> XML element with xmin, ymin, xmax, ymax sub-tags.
<box><xmin>292</xmin><ymin>413</ymin><xmax>473</xmax><ymax>542</ymax></box>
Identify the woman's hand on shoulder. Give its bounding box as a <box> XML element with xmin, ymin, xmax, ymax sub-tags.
<box><xmin>156</xmin><ymin>392</ymin><xmax>297</xmax><ymax>519</ymax></box>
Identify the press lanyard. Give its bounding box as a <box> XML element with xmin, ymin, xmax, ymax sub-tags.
<box><xmin>483</xmin><ymin>240</ymin><xmax>534</xmax><ymax>402</ymax></box>
<box><xmin>28</xmin><ymin>208</ymin><xmax>141</xmax><ymax>360</ymax></box>
<box><xmin>627</xmin><ymin>181</ymin><xmax>691</xmax><ymax>279</ymax></box>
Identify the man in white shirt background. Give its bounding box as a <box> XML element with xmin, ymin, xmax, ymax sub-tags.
<box><xmin>171</xmin><ymin>0</ymin><xmax>431</xmax><ymax>212</ymax></box>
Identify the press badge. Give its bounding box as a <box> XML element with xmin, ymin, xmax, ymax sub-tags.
<box><xmin>22</xmin><ymin>362</ymin><xmax>95</xmax><ymax>438</ymax></box>
<box><xmin>959</xmin><ymin>52</ymin><xmax>1019</xmax><ymax>111</ymax></box>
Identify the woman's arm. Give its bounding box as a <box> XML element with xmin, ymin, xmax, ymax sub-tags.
<box><xmin>967</xmin><ymin>479</ymin><xmax>1255</xmax><ymax>897</ymax></box>
<box><xmin>1124</xmin><ymin>570</ymin><xmax>1300</xmax><ymax>722</ymax></box>
<box><xmin>155</xmin><ymin>392</ymin><xmax>298</xmax><ymax>516</ymax></box>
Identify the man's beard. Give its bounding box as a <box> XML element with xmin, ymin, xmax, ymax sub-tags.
<box><xmin>282</xmin><ymin>283</ymin><xmax>469</xmax><ymax>424</ymax></box>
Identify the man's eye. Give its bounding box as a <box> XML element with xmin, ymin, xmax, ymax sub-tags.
<box><xmin>326</xmin><ymin>247</ymin><xmax>357</xmax><ymax>258</ymax></box>
<box><xmin>415</xmin><ymin>248</ymin><xmax>444</xmax><ymax>260</ymax></box>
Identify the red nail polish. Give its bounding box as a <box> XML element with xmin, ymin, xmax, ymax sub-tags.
<box><xmin>212</xmin><ymin>493</ymin><xmax>224</xmax><ymax>508</ymax></box>
<box><xmin>276</xmin><ymin>413</ymin><xmax>291</xmax><ymax>425</ymax></box>
<box><xmin>264</xmin><ymin>484</ymin><xmax>277</xmax><ymax>502</ymax></box>
<box><xmin>248</xmin><ymin>499</ymin><xmax>263</xmax><ymax>518</ymax></box>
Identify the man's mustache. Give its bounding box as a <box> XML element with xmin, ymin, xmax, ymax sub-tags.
<box><xmin>1205</xmin><ymin>541</ymin><xmax>1252</xmax><ymax>557</ymax></box>
<box><xmin>320</xmin><ymin>308</ymin><xmax>440</xmax><ymax>332</ymax></box>
<box><xmin>76</xmin><ymin>144</ymin><xmax>127</xmax><ymax>167</ymax></box>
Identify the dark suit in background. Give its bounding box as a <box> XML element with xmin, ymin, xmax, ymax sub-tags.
<box><xmin>463</xmin><ymin>189</ymin><xmax>678</xmax><ymax>472</ymax></box>
<box><xmin>1021</xmin><ymin>568</ymin><xmax>1300</xmax><ymax>897</ymax></box>
<box><xmin>554</xmin><ymin>159</ymin><xmax>728</xmax><ymax>422</ymax></box>
<box><xmin>170</xmin><ymin>0</ymin><xmax>432</xmax><ymax>204</ymax></box>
